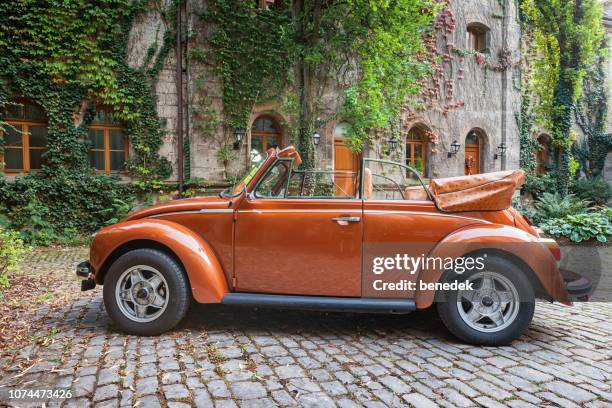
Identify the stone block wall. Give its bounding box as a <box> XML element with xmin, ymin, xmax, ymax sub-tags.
<box><xmin>134</xmin><ymin>0</ymin><xmax>523</xmax><ymax>183</ymax></box>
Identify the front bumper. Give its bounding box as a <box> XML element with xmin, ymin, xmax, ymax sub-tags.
<box><xmin>76</xmin><ymin>261</ymin><xmax>96</xmax><ymax>291</ymax></box>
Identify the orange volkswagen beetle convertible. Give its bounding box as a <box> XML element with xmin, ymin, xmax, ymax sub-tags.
<box><xmin>77</xmin><ymin>146</ymin><xmax>588</xmax><ymax>345</ymax></box>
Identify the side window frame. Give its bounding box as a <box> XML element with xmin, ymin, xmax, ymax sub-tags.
<box><xmin>251</xmin><ymin>158</ymin><xmax>294</xmax><ymax>199</ymax></box>
<box><xmin>360</xmin><ymin>158</ymin><xmax>433</xmax><ymax>202</ymax></box>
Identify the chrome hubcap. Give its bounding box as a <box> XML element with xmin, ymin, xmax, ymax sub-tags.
<box><xmin>456</xmin><ymin>271</ymin><xmax>519</xmax><ymax>333</ymax></box>
<box><xmin>116</xmin><ymin>265</ymin><xmax>169</xmax><ymax>322</ymax></box>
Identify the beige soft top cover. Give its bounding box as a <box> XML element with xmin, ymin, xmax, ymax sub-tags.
<box><xmin>429</xmin><ymin>170</ymin><xmax>525</xmax><ymax>212</ymax></box>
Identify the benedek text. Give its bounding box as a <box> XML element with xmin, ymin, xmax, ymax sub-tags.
<box><xmin>373</xmin><ymin>280</ymin><xmax>475</xmax><ymax>291</ymax></box>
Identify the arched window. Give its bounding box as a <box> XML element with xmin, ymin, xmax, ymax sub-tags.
<box><xmin>465</xmin><ymin>129</ymin><xmax>485</xmax><ymax>175</ymax></box>
<box><xmin>536</xmin><ymin>134</ymin><xmax>552</xmax><ymax>175</ymax></box>
<box><xmin>1</xmin><ymin>99</ymin><xmax>48</xmax><ymax>173</ymax></box>
<box><xmin>251</xmin><ymin>116</ymin><xmax>282</xmax><ymax>163</ymax></box>
<box><xmin>406</xmin><ymin>127</ymin><xmax>428</xmax><ymax>176</ymax></box>
<box><xmin>334</xmin><ymin>122</ymin><xmax>350</xmax><ymax>138</ymax></box>
<box><xmin>255</xmin><ymin>0</ymin><xmax>277</xmax><ymax>9</ymax></box>
<box><xmin>88</xmin><ymin>108</ymin><xmax>128</xmax><ymax>173</ymax></box>
<box><xmin>467</xmin><ymin>23</ymin><xmax>491</xmax><ymax>53</ymax></box>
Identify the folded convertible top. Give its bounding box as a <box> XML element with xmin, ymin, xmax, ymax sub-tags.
<box><xmin>429</xmin><ymin>170</ymin><xmax>525</xmax><ymax>212</ymax></box>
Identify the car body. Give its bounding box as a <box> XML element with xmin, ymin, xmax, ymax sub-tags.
<box><xmin>77</xmin><ymin>146</ymin><xmax>587</xmax><ymax>345</ymax></box>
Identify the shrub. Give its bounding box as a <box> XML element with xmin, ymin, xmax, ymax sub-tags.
<box><xmin>0</xmin><ymin>172</ymin><xmax>134</xmax><ymax>245</ymax></box>
<box><xmin>512</xmin><ymin>197</ymin><xmax>538</xmax><ymax>222</ymax></box>
<box><xmin>569</xmin><ymin>177</ymin><xmax>611</xmax><ymax>206</ymax></box>
<box><xmin>533</xmin><ymin>192</ymin><xmax>590</xmax><ymax>223</ymax></box>
<box><xmin>541</xmin><ymin>211</ymin><xmax>612</xmax><ymax>243</ymax></box>
<box><xmin>523</xmin><ymin>173</ymin><xmax>558</xmax><ymax>197</ymax></box>
<box><xmin>0</xmin><ymin>226</ymin><xmax>30</xmax><ymax>289</ymax></box>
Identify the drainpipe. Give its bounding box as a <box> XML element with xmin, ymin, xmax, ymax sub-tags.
<box><xmin>176</xmin><ymin>0</ymin><xmax>184</xmax><ymax>195</ymax></box>
<box><xmin>500</xmin><ymin>1</ymin><xmax>508</xmax><ymax>171</ymax></box>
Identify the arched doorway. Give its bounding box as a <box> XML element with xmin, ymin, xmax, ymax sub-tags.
<box><xmin>536</xmin><ymin>134</ymin><xmax>552</xmax><ymax>174</ymax></box>
<box><xmin>251</xmin><ymin>115</ymin><xmax>282</xmax><ymax>163</ymax></box>
<box><xmin>464</xmin><ymin>129</ymin><xmax>484</xmax><ymax>175</ymax></box>
<box><xmin>406</xmin><ymin>126</ymin><xmax>428</xmax><ymax>176</ymax></box>
<box><xmin>333</xmin><ymin>122</ymin><xmax>359</xmax><ymax>197</ymax></box>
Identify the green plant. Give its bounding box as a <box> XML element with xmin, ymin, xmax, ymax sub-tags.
<box><xmin>0</xmin><ymin>172</ymin><xmax>133</xmax><ymax>245</ymax></box>
<box><xmin>0</xmin><ymin>226</ymin><xmax>30</xmax><ymax>289</ymax></box>
<box><xmin>569</xmin><ymin>177</ymin><xmax>611</xmax><ymax>206</ymax></box>
<box><xmin>534</xmin><ymin>192</ymin><xmax>590</xmax><ymax>223</ymax></box>
<box><xmin>541</xmin><ymin>211</ymin><xmax>612</xmax><ymax>242</ymax></box>
<box><xmin>523</xmin><ymin>173</ymin><xmax>558</xmax><ymax>197</ymax></box>
<box><xmin>521</xmin><ymin>0</ymin><xmax>605</xmax><ymax>194</ymax></box>
<box><xmin>0</xmin><ymin>0</ymin><xmax>174</xmax><ymax>244</ymax></box>
<box><xmin>203</xmin><ymin>0</ymin><xmax>438</xmax><ymax>167</ymax></box>
<box><xmin>512</xmin><ymin>197</ymin><xmax>538</xmax><ymax>222</ymax></box>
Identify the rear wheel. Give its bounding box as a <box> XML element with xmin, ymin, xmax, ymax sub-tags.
<box><xmin>103</xmin><ymin>248</ymin><xmax>190</xmax><ymax>336</ymax></box>
<box><xmin>437</xmin><ymin>256</ymin><xmax>535</xmax><ymax>345</ymax></box>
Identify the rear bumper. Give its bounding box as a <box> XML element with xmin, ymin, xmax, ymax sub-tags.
<box><xmin>561</xmin><ymin>268</ymin><xmax>593</xmax><ymax>301</ymax></box>
<box><xmin>76</xmin><ymin>261</ymin><xmax>96</xmax><ymax>291</ymax></box>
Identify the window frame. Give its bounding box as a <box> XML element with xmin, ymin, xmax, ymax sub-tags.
<box><xmin>466</xmin><ymin>23</ymin><xmax>491</xmax><ymax>54</ymax></box>
<box><xmin>1</xmin><ymin>100</ymin><xmax>48</xmax><ymax>174</ymax></box>
<box><xmin>88</xmin><ymin>119</ymin><xmax>129</xmax><ymax>174</ymax></box>
<box><xmin>251</xmin><ymin>116</ymin><xmax>283</xmax><ymax>162</ymax></box>
<box><xmin>405</xmin><ymin>129</ymin><xmax>428</xmax><ymax>177</ymax></box>
<box><xmin>251</xmin><ymin>158</ymin><xmax>360</xmax><ymax>200</ymax></box>
<box><xmin>361</xmin><ymin>158</ymin><xmax>433</xmax><ymax>202</ymax></box>
<box><xmin>251</xmin><ymin>158</ymin><xmax>294</xmax><ymax>199</ymax></box>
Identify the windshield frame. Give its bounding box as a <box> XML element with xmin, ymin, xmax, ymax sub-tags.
<box><xmin>220</xmin><ymin>149</ymin><xmax>274</xmax><ymax>198</ymax></box>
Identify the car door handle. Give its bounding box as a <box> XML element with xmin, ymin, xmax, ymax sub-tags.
<box><xmin>333</xmin><ymin>216</ymin><xmax>361</xmax><ymax>225</ymax></box>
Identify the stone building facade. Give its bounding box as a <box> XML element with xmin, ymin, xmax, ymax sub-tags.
<box><xmin>602</xmin><ymin>0</ymin><xmax>612</xmax><ymax>188</ymax></box>
<box><xmin>128</xmin><ymin>0</ymin><xmax>523</xmax><ymax>184</ymax></box>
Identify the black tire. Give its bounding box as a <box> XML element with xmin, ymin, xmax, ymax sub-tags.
<box><xmin>103</xmin><ymin>248</ymin><xmax>190</xmax><ymax>336</ymax></box>
<box><xmin>436</xmin><ymin>256</ymin><xmax>535</xmax><ymax>346</ymax></box>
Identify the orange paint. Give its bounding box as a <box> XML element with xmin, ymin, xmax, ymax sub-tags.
<box><xmin>88</xmin><ymin>146</ymin><xmax>570</xmax><ymax>310</ymax></box>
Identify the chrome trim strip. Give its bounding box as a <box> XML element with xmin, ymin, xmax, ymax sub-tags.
<box><xmin>199</xmin><ymin>208</ymin><xmax>234</xmax><ymax>213</ymax></box>
<box><xmin>237</xmin><ymin>209</ymin><xmax>360</xmax><ymax>214</ymax></box>
<box><xmin>237</xmin><ymin>209</ymin><xmax>485</xmax><ymax>222</ymax></box>
<box><xmin>363</xmin><ymin>210</ymin><xmax>489</xmax><ymax>223</ymax></box>
<box><xmin>148</xmin><ymin>209</ymin><xmax>233</xmax><ymax>218</ymax></box>
<box><xmin>149</xmin><ymin>211</ymin><xmax>200</xmax><ymax>218</ymax></box>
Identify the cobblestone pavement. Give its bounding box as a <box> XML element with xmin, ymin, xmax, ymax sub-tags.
<box><xmin>0</xmin><ymin>247</ymin><xmax>611</xmax><ymax>408</ymax></box>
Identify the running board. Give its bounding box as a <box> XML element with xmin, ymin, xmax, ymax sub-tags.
<box><xmin>221</xmin><ymin>293</ymin><xmax>415</xmax><ymax>314</ymax></box>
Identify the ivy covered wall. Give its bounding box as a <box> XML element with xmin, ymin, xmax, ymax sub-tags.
<box><xmin>186</xmin><ymin>0</ymin><xmax>524</xmax><ymax>182</ymax></box>
<box><xmin>518</xmin><ymin>0</ymin><xmax>608</xmax><ymax>195</ymax></box>
<box><xmin>0</xmin><ymin>0</ymin><xmax>178</xmax><ymax>243</ymax></box>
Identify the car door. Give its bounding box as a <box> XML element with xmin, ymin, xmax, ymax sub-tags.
<box><xmin>234</xmin><ymin>159</ymin><xmax>362</xmax><ymax>297</ymax></box>
<box><xmin>361</xmin><ymin>159</ymin><xmax>476</xmax><ymax>299</ymax></box>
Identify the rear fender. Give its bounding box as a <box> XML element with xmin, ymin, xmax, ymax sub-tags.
<box><xmin>414</xmin><ymin>224</ymin><xmax>571</xmax><ymax>309</ymax></box>
<box><xmin>90</xmin><ymin>219</ymin><xmax>228</xmax><ymax>303</ymax></box>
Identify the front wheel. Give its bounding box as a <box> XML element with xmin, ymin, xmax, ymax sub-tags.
<box><xmin>437</xmin><ymin>256</ymin><xmax>535</xmax><ymax>346</ymax></box>
<box><xmin>103</xmin><ymin>248</ymin><xmax>191</xmax><ymax>336</ymax></box>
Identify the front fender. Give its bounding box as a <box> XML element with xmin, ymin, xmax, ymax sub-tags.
<box><xmin>90</xmin><ymin>219</ymin><xmax>229</xmax><ymax>303</ymax></box>
<box><xmin>415</xmin><ymin>224</ymin><xmax>571</xmax><ymax>309</ymax></box>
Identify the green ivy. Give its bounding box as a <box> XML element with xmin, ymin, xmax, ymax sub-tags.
<box><xmin>201</xmin><ymin>1</ymin><xmax>292</xmax><ymax>129</ymax></box>
<box><xmin>201</xmin><ymin>0</ymin><xmax>437</xmax><ymax>168</ymax></box>
<box><xmin>0</xmin><ymin>0</ymin><xmax>176</xmax><ymax>243</ymax></box>
<box><xmin>521</xmin><ymin>0</ymin><xmax>605</xmax><ymax>194</ymax></box>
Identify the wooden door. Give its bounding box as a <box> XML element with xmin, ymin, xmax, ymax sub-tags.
<box><xmin>464</xmin><ymin>144</ymin><xmax>480</xmax><ymax>175</ymax></box>
<box><xmin>334</xmin><ymin>138</ymin><xmax>359</xmax><ymax>197</ymax></box>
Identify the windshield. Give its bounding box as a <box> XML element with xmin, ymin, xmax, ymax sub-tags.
<box><xmin>221</xmin><ymin>156</ymin><xmax>267</xmax><ymax>198</ymax></box>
